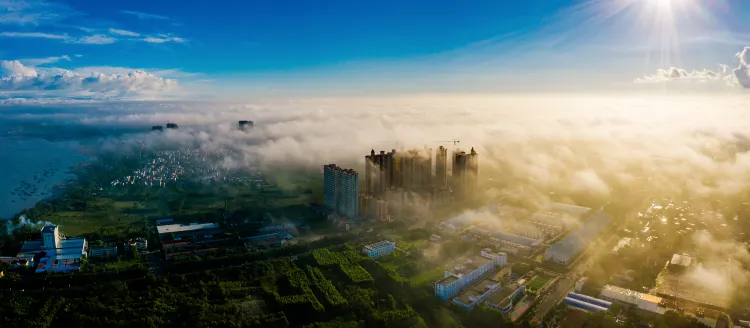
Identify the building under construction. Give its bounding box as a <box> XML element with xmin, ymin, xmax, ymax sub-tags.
<box><xmin>365</xmin><ymin>148</ymin><xmax>433</xmax><ymax>198</ymax></box>
<box><xmin>363</xmin><ymin>145</ymin><xmax>479</xmax><ymax>208</ymax></box>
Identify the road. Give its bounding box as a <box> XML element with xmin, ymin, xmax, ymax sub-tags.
<box><xmin>529</xmin><ymin>233</ymin><xmax>618</xmax><ymax>326</ymax></box>
<box><xmin>529</xmin><ymin>252</ymin><xmax>596</xmax><ymax>325</ymax></box>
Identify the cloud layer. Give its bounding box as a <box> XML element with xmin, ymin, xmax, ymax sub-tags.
<box><xmin>636</xmin><ymin>46</ymin><xmax>750</xmax><ymax>89</ymax></box>
<box><xmin>4</xmin><ymin>93</ymin><xmax>750</xmax><ymax>302</ymax></box>
<box><xmin>0</xmin><ymin>60</ymin><xmax>177</xmax><ymax>99</ymax></box>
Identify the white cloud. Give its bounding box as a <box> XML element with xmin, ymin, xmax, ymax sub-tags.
<box><xmin>74</xmin><ymin>54</ymin><xmax>83</xmax><ymax>58</ymax></box>
<box><xmin>0</xmin><ymin>0</ymin><xmax>73</xmax><ymax>25</ymax></box>
<box><xmin>75</xmin><ymin>34</ymin><xmax>116</xmax><ymax>45</ymax></box>
<box><xmin>0</xmin><ymin>31</ymin><xmax>68</xmax><ymax>39</ymax></box>
<box><xmin>19</xmin><ymin>55</ymin><xmax>71</xmax><ymax>66</ymax></box>
<box><xmin>143</xmin><ymin>35</ymin><xmax>185</xmax><ymax>44</ymax></box>
<box><xmin>108</xmin><ymin>28</ymin><xmax>140</xmax><ymax>37</ymax></box>
<box><xmin>0</xmin><ymin>60</ymin><xmax>177</xmax><ymax>99</ymax></box>
<box><xmin>636</xmin><ymin>46</ymin><xmax>750</xmax><ymax>89</ymax></box>
<box><xmin>737</xmin><ymin>46</ymin><xmax>750</xmax><ymax>67</ymax></box>
<box><xmin>1</xmin><ymin>60</ymin><xmax>37</xmax><ymax>77</ymax></box>
<box><xmin>120</xmin><ymin>10</ymin><xmax>168</xmax><ymax>20</ymax></box>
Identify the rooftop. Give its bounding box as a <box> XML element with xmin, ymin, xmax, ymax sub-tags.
<box><xmin>546</xmin><ymin>213</ymin><xmax>613</xmax><ymax>258</ymax></box>
<box><xmin>41</xmin><ymin>225</ymin><xmax>57</xmax><ymax>233</ymax></box>
<box><xmin>669</xmin><ymin>253</ymin><xmax>693</xmax><ymax>267</ymax></box>
<box><xmin>486</xmin><ymin>283</ymin><xmax>521</xmax><ymax>306</ymax></box>
<box><xmin>491</xmin><ymin>231</ymin><xmax>542</xmax><ymax>247</ymax></box>
<box><xmin>437</xmin><ymin>275</ymin><xmax>460</xmax><ymax>285</ymax></box>
<box><xmin>455</xmin><ymin>278</ymin><xmax>500</xmax><ymax>305</ymax></box>
<box><xmin>448</xmin><ymin>256</ymin><xmax>493</xmax><ymax>276</ymax></box>
<box><xmin>364</xmin><ymin>240</ymin><xmax>395</xmax><ymax>250</ymax></box>
<box><xmin>324</xmin><ymin>164</ymin><xmax>358</xmax><ymax>175</ymax></box>
<box><xmin>157</xmin><ymin>222</ymin><xmax>220</xmax><ymax>234</ymax></box>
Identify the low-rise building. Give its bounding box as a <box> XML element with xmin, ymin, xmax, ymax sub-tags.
<box><xmin>434</xmin><ymin>250</ymin><xmax>507</xmax><ymax>300</ymax></box>
<box><xmin>490</xmin><ymin>231</ymin><xmax>542</xmax><ymax>251</ymax></box>
<box><xmin>485</xmin><ymin>283</ymin><xmax>526</xmax><ymax>316</ymax></box>
<box><xmin>544</xmin><ymin>213</ymin><xmax>612</xmax><ymax>265</ymax></box>
<box><xmin>123</xmin><ymin>238</ymin><xmax>148</xmax><ymax>251</ymax></box>
<box><xmin>599</xmin><ymin>284</ymin><xmax>665</xmax><ymax>314</ymax></box>
<box><xmin>363</xmin><ymin>240</ymin><xmax>396</xmax><ymax>259</ymax></box>
<box><xmin>452</xmin><ymin>277</ymin><xmax>501</xmax><ymax>311</ymax></box>
<box><xmin>16</xmin><ymin>225</ymin><xmax>87</xmax><ymax>273</ymax></box>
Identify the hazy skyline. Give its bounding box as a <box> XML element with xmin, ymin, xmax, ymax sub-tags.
<box><xmin>1</xmin><ymin>0</ymin><xmax>749</xmax><ymax>100</ymax></box>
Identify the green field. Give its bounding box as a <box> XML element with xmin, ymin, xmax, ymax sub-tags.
<box><xmin>38</xmin><ymin>198</ymin><xmax>147</xmax><ymax>237</ymax></box>
<box><xmin>527</xmin><ymin>274</ymin><xmax>553</xmax><ymax>291</ymax></box>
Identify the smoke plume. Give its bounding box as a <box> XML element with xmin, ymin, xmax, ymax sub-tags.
<box><xmin>6</xmin><ymin>214</ymin><xmax>54</xmax><ymax>234</ymax></box>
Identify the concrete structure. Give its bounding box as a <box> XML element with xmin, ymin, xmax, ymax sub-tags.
<box><xmin>485</xmin><ymin>283</ymin><xmax>526</xmax><ymax>316</ymax></box>
<box><xmin>90</xmin><ymin>246</ymin><xmax>118</xmax><ymax>258</ymax></box>
<box><xmin>323</xmin><ymin>164</ymin><xmax>359</xmax><ymax>218</ymax></box>
<box><xmin>157</xmin><ymin>223</ymin><xmax>220</xmax><ymax>235</ymax></box>
<box><xmin>435</xmin><ymin>146</ymin><xmax>448</xmax><ymax>189</ymax></box>
<box><xmin>365</xmin><ymin>149</ymin><xmax>397</xmax><ymax>197</ymax></box>
<box><xmin>599</xmin><ymin>284</ymin><xmax>665</xmax><ymax>314</ymax></box>
<box><xmin>452</xmin><ymin>277</ymin><xmax>501</xmax><ymax>311</ymax></box>
<box><xmin>16</xmin><ymin>225</ymin><xmax>87</xmax><ymax>273</ymax></box>
<box><xmin>452</xmin><ymin>148</ymin><xmax>479</xmax><ymax>199</ymax></box>
<box><xmin>490</xmin><ymin>231</ymin><xmax>543</xmax><ymax>251</ymax></box>
<box><xmin>363</xmin><ymin>240</ymin><xmax>396</xmax><ymax>259</ymax></box>
<box><xmin>667</xmin><ymin>253</ymin><xmax>693</xmax><ymax>273</ymax></box>
<box><xmin>545</xmin><ymin>213</ymin><xmax>612</xmax><ymax>265</ymax></box>
<box><xmin>434</xmin><ymin>250</ymin><xmax>506</xmax><ymax>300</ymax></box>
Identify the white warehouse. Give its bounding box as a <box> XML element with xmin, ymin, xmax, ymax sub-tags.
<box><xmin>598</xmin><ymin>284</ymin><xmax>665</xmax><ymax>314</ymax></box>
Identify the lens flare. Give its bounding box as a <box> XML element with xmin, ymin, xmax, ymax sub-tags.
<box><xmin>551</xmin><ymin>0</ymin><xmax>726</xmax><ymax>68</ymax></box>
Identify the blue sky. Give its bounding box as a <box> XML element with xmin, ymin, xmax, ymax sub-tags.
<box><xmin>1</xmin><ymin>0</ymin><xmax>749</xmax><ymax>100</ymax></box>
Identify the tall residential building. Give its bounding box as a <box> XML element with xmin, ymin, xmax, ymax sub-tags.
<box><xmin>435</xmin><ymin>146</ymin><xmax>448</xmax><ymax>188</ymax></box>
<box><xmin>323</xmin><ymin>164</ymin><xmax>359</xmax><ymax>218</ymax></box>
<box><xmin>399</xmin><ymin>148</ymin><xmax>432</xmax><ymax>191</ymax></box>
<box><xmin>452</xmin><ymin>148</ymin><xmax>479</xmax><ymax>199</ymax></box>
<box><xmin>365</xmin><ymin>149</ymin><xmax>397</xmax><ymax>197</ymax></box>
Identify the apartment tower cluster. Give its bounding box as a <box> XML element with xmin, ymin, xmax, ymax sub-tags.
<box><xmin>360</xmin><ymin>146</ymin><xmax>479</xmax><ymax>219</ymax></box>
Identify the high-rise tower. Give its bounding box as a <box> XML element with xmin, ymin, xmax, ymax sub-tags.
<box><xmin>452</xmin><ymin>147</ymin><xmax>479</xmax><ymax>199</ymax></box>
<box><xmin>435</xmin><ymin>146</ymin><xmax>448</xmax><ymax>188</ymax></box>
<box><xmin>365</xmin><ymin>149</ymin><xmax>397</xmax><ymax>198</ymax></box>
<box><xmin>323</xmin><ymin>164</ymin><xmax>359</xmax><ymax>218</ymax></box>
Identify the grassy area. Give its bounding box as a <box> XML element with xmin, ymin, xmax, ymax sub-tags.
<box><xmin>527</xmin><ymin>274</ymin><xmax>553</xmax><ymax>290</ymax></box>
<box><xmin>410</xmin><ymin>266</ymin><xmax>446</xmax><ymax>286</ymax></box>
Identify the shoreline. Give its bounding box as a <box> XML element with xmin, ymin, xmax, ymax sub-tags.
<box><xmin>1</xmin><ymin>141</ymin><xmax>97</xmax><ymax>220</ymax></box>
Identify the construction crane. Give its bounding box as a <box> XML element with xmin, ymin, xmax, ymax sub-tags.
<box><xmin>433</xmin><ymin>140</ymin><xmax>460</xmax><ymax>146</ymax></box>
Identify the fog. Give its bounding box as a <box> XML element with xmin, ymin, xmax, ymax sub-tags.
<box><xmin>4</xmin><ymin>92</ymin><xmax>750</xmax><ymax>305</ymax></box>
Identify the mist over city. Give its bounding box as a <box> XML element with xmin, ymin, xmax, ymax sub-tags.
<box><xmin>2</xmin><ymin>0</ymin><xmax>750</xmax><ymax>327</ymax></box>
